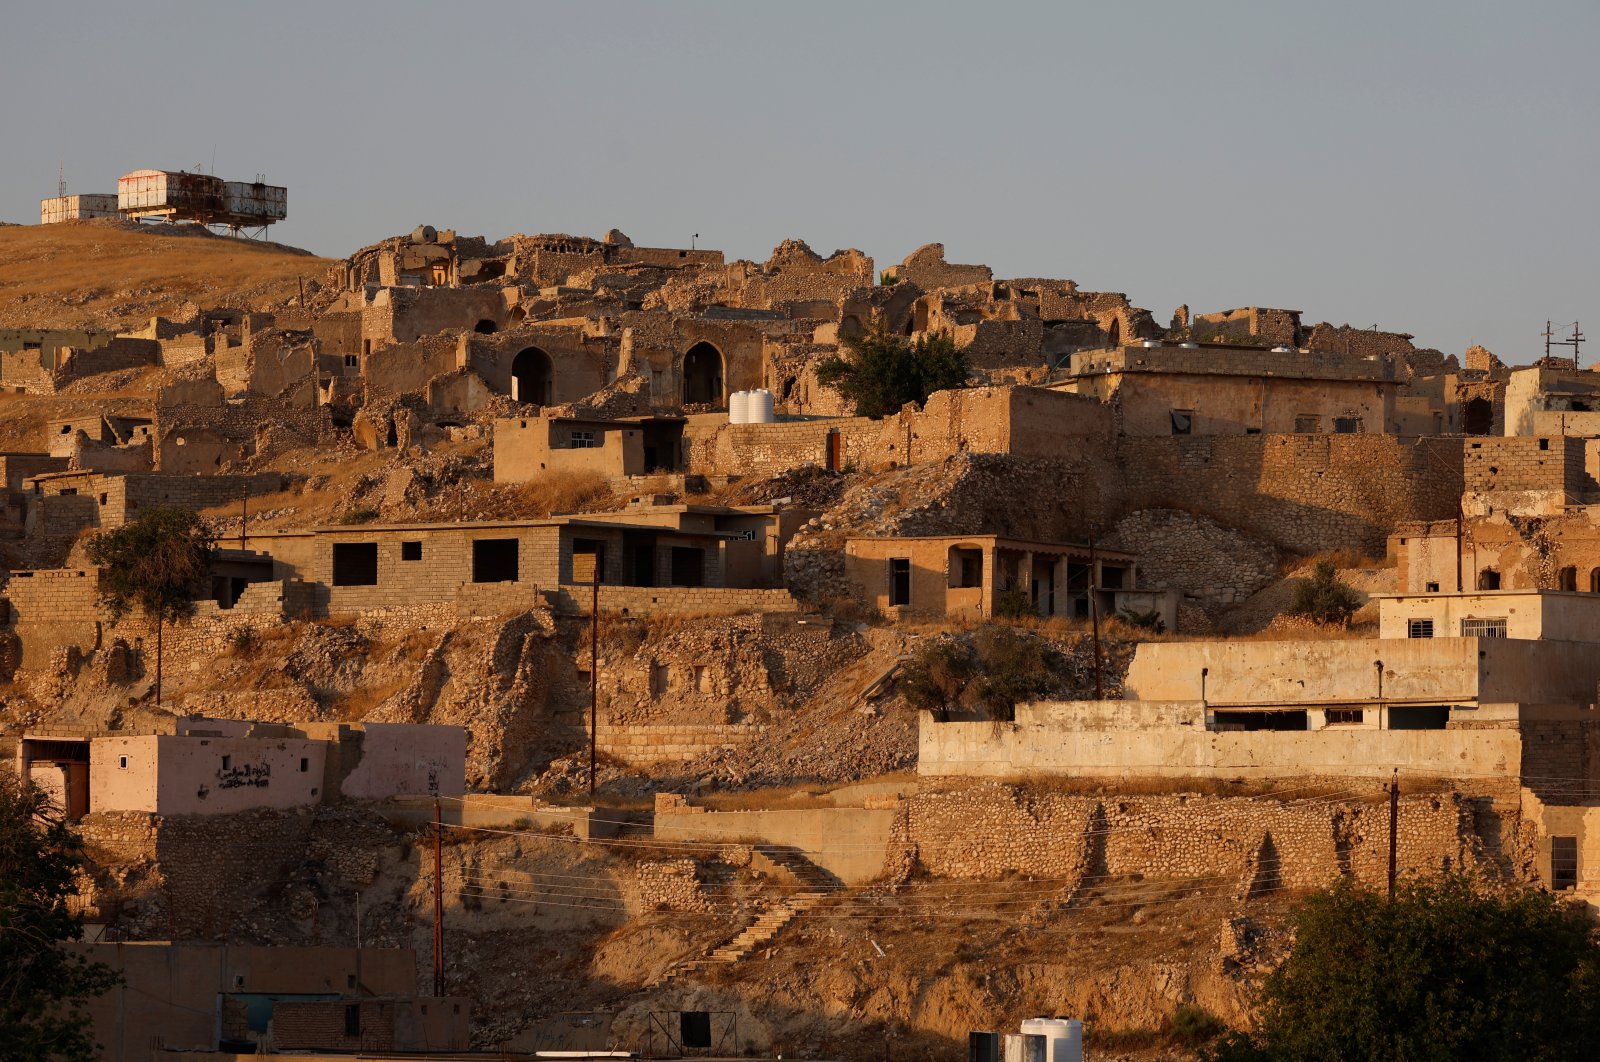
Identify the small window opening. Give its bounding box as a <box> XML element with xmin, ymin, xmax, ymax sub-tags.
<box><xmin>1388</xmin><ymin>705</ymin><xmax>1451</xmax><ymax>730</ymax></box>
<box><xmin>1408</xmin><ymin>619</ymin><xmax>1434</xmax><ymax>639</ymax></box>
<box><xmin>1325</xmin><ymin>708</ymin><xmax>1364</xmax><ymax>726</ymax></box>
<box><xmin>118</xmin><ymin>755</ymin><xmax>128</xmax><ymax>769</ymax></box>
<box><xmin>1477</xmin><ymin>569</ymin><xmax>1501</xmax><ymax>590</ymax></box>
<box><xmin>221</xmin><ymin>755</ymin><xmax>232</xmax><ymax>770</ymax></box>
<box><xmin>401</xmin><ymin>541</ymin><xmax>423</xmax><ymax>561</ymax></box>
<box><xmin>1552</xmin><ymin>836</ymin><xmax>1579</xmax><ymax>891</ymax></box>
<box><xmin>1425</xmin><ymin>581</ymin><xmax>1440</xmax><ymax>592</ymax></box>
<box><xmin>299</xmin><ymin>757</ymin><xmax>309</xmax><ymax>772</ymax></box>
<box><xmin>1170</xmin><ymin>409</ymin><xmax>1193</xmax><ymax>435</ymax></box>
<box><xmin>344</xmin><ymin>1003</ymin><xmax>361</xmax><ymax>1038</ymax></box>
<box><xmin>344</xmin><ymin>354</ymin><xmax>359</xmax><ymax>368</ymax></box>
<box><xmin>888</xmin><ymin>558</ymin><xmax>912</xmax><ymax>606</ymax></box>
<box><xmin>1539</xmin><ymin>438</ymin><xmax>1550</xmax><ymax>451</ymax></box>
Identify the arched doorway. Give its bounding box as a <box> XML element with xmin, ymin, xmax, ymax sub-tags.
<box><xmin>1463</xmin><ymin>397</ymin><xmax>1493</xmax><ymax>435</ymax></box>
<box><xmin>682</xmin><ymin>342</ymin><xmax>723</xmax><ymax>406</ymax></box>
<box><xmin>840</xmin><ymin>314</ymin><xmax>864</xmax><ymax>339</ymax></box>
<box><xmin>512</xmin><ymin>347</ymin><xmax>553</xmax><ymax>405</ymax></box>
<box><xmin>474</xmin><ymin>319</ymin><xmax>498</xmax><ymax>335</ymax></box>
<box><xmin>1105</xmin><ymin>317</ymin><xmax>1121</xmax><ymax>348</ymax></box>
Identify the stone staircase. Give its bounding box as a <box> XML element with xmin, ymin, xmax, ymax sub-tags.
<box><xmin>648</xmin><ymin>846</ymin><xmax>834</xmax><ymax>987</ymax></box>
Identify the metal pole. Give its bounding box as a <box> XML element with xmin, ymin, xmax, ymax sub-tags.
<box><xmin>1388</xmin><ymin>769</ymin><xmax>1399</xmax><ymax>902</ymax></box>
<box><xmin>240</xmin><ymin>485</ymin><xmax>248</xmax><ymax>551</ymax></box>
<box><xmin>590</xmin><ymin>573</ymin><xmax>600</xmax><ymax>797</ymax></box>
<box><xmin>1455</xmin><ymin>495</ymin><xmax>1464</xmax><ymax>593</ymax></box>
<box><xmin>432</xmin><ymin>798</ymin><xmax>444</xmax><ymax>996</ymax></box>
<box><xmin>1088</xmin><ymin>531</ymin><xmax>1103</xmax><ymax>700</ymax></box>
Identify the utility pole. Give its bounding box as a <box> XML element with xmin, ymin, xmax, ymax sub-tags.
<box><xmin>1455</xmin><ymin>494</ymin><xmax>1464</xmax><ymax>593</ymax></box>
<box><xmin>240</xmin><ymin>485</ymin><xmax>249</xmax><ymax>551</ymax></box>
<box><xmin>432</xmin><ymin>798</ymin><xmax>444</xmax><ymax>997</ymax></box>
<box><xmin>590</xmin><ymin>570</ymin><xmax>600</xmax><ymax>797</ymax></box>
<box><xmin>1388</xmin><ymin>769</ymin><xmax>1400</xmax><ymax>902</ymax></box>
<box><xmin>1087</xmin><ymin>530</ymin><xmax>1104</xmax><ymax>700</ymax></box>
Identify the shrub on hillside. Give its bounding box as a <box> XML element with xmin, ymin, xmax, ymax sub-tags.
<box><xmin>1285</xmin><ymin>560</ymin><xmax>1361</xmax><ymax>626</ymax></box>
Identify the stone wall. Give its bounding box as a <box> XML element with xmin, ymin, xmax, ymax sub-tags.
<box><xmin>1110</xmin><ymin>509</ymin><xmax>1280</xmax><ymax>607</ymax></box>
<box><xmin>551</xmin><ymin>585</ymin><xmax>800</xmax><ymax>617</ymax></box>
<box><xmin>1115</xmin><ymin>435</ymin><xmax>1463</xmax><ymax>554</ymax></box>
<box><xmin>595</xmin><ymin>722</ymin><xmax>760</xmax><ymax>764</ymax></box>
<box><xmin>892</xmin><ymin>782</ymin><xmax>1487</xmax><ymax>893</ymax></box>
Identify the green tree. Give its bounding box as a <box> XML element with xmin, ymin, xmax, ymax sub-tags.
<box><xmin>1207</xmin><ymin>875</ymin><xmax>1600</xmax><ymax>1062</ymax></box>
<box><xmin>899</xmin><ymin>637</ymin><xmax>974</xmax><ymax>722</ymax></box>
<box><xmin>1285</xmin><ymin>559</ymin><xmax>1362</xmax><ymax>626</ymax></box>
<box><xmin>85</xmin><ymin>504</ymin><xmax>215</xmax><ymax>707</ymax></box>
<box><xmin>814</xmin><ymin>325</ymin><xmax>970</xmax><ymax>418</ymax></box>
<box><xmin>0</xmin><ymin>774</ymin><xmax>121</xmax><ymax>1060</ymax></box>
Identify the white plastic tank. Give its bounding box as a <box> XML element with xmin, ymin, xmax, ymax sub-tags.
<box><xmin>1020</xmin><ymin>1019</ymin><xmax>1083</xmax><ymax>1062</ymax></box>
<box><xmin>748</xmin><ymin>388</ymin><xmax>776</xmax><ymax>423</ymax></box>
<box><xmin>728</xmin><ymin>390</ymin><xmax>750</xmax><ymax>424</ymax></box>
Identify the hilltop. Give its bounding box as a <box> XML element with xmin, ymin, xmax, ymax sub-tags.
<box><xmin>0</xmin><ymin>218</ymin><xmax>333</xmax><ymax>332</ymax></box>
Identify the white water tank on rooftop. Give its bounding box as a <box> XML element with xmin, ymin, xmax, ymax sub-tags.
<box><xmin>1020</xmin><ymin>1019</ymin><xmax>1082</xmax><ymax>1062</ymax></box>
<box><xmin>729</xmin><ymin>390</ymin><xmax>751</xmax><ymax>424</ymax></box>
<box><xmin>748</xmin><ymin>388</ymin><xmax>775</xmax><ymax>423</ymax></box>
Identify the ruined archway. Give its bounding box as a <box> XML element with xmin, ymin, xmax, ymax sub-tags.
<box><xmin>474</xmin><ymin>319</ymin><xmax>498</xmax><ymax>335</ymax></box>
<box><xmin>511</xmin><ymin>347</ymin><xmax>553</xmax><ymax>406</ymax></box>
<box><xmin>1463</xmin><ymin>397</ymin><xmax>1494</xmax><ymax>436</ymax></box>
<box><xmin>840</xmin><ymin>314</ymin><xmax>864</xmax><ymax>339</ymax></box>
<box><xmin>1105</xmin><ymin>317</ymin><xmax>1122</xmax><ymax>349</ymax></box>
<box><xmin>682</xmin><ymin>342</ymin><xmax>724</xmax><ymax>406</ymax></box>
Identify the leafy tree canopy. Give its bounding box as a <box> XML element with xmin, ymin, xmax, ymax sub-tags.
<box><xmin>901</xmin><ymin>626</ymin><xmax>1063</xmax><ymax>722</ymax></box>
<box><xmin>1208</xmin><ymin>874</ymin><xmax>1600</xmax><ymax>1062</ymax></box>
<box><xmin>814</xmin><ymin>325</ymin><xmax>970</xmax><ymax>418</ymax></box>
<box><xmin>0</xmin><ymin>775</ymin><xmax>121</xmax><ymax>1060</ymax></box>
<box><xmin>84</xmin><ymin>504</ymin><xmax>215</xmax><ymax>625</ymax></box>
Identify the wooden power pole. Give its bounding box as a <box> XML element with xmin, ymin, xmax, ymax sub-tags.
<box><xmin>590</xmin><ymin>572</ymin><xmax>600</xmax><ymax>796</ymax></box>
<box><xmin>1388</xmin><ymin>770</ymin><xmax>1400</xmax><ymax>902</ymax></box>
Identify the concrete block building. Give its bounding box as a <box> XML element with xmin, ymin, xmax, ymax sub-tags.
<box><xmin>16</xmin><ymin>716</ymin><xmax>466</xmax><ymax>818</ymax></box>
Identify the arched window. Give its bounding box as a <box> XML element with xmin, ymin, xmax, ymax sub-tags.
<box><xmin>474</xmin><ymin>319</ymin><xmax>497</xmax><ymax>335</ymax></box>
<box><xmin>1589</xmin><ymin>568</ymin><xmax>1600</xmax><ymax>593</ymax></box>
<box><xmin>1558</xmin><ymin>566</ymin><xmax>1578</xmax><ymax>591</ymax></box>
<box><xmin>1462</xmin><ymin>397</ymin><xmax>1494</xmax><ymax>436</ymax></box>
<box><xmin>511</xmin><ymin>347</ymin><xmax>553</xmax><ymax>405</ymax></box>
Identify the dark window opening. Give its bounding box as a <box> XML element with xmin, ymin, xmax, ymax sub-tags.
<box><xmin>1099</xmin><ymin>565</ymin><xmax>1126</xmax><ymax>590</ymax></box>
<box><xmin>1552</xmin><ymin>836</ymin><xmax>1578</xmax><ymax>891</ymax></box>
<box><xmin>344</xmin><ymin>1004</ymin><xmax>361</xmax><ymax>1038</ymax></box>
<box><xmin>401</xmin><ymin>541</ymin><xmax>423</xmax><ymax>561</ymax></box>
<box><xmin>1170</xmin><ymin>409</ymin><xmax>1193</xmax><ymax>435</ymax></box>
<box><xmin>1425</xmin><ymin>581</ymin><xmax>1440</xmax><ymax>592</ymax></box>
<box><xmin>1463</xmin><ymin>397</ymin><xmax>1494</xmax><ymax>435</ymax></box>
<box><xmin>682</xmin><ymin>342</ymin><xmax>724</xmax><ymax>405</ymax></box>
<box><xmin>1539</xmin><ymin>437</ymin><xmax>1550</xmax><ymax>451</ymax></box>
<box><xmin>1212</xmin><ymin>710</ymin><xmax>1308</xmax><ymax>732</ymax></box>
<box><xmin>1408</xmin><ymin>619</ymin><xmax>1434</xmax><ymax>639</ymax></box>
<box><xmin>299</xmin><ymin>757</ymin><xmax>309</xmax><ymax>772</ymax></box>
<box><xmin>1333</xmin><ymin>416</ymin><xmax>1363</xmax><ymax>433</ymax></box>
<box><xmin>221</xmin><ymin>755</ymin><xmax>232</xmax><ymax>770</ymax></box>
<box><xmin>1559</xmin><ymin>566</ymin><xmax>1577</xmax><ymax>591</ymax></box>
<box><xmin>1325</xmin><ymin>708</ymin><xmax>1365</xmax><ymax>726</ymax></box>
<box><xmin>472</xmin><ymin>538</ymin><xmax>519</xmax><ymax>583</ymax></box>
<box><xmin>343</xmin><ymin>354</ymin><xmax>358</xmax><ymax>368</ymax></box>
<box><xmin>1477</xmin><ymin>568</ymin><xmax>1501</xmax><ymax>590</ymax></box>
<box><xmin>332</xmin><ymin>542</ymin><xmax>379</xmax><ymax>586</ymax></box>
<box><xmin>669</xmin><ymin>547</ymin><xmax>705</xmax><ymax>587</ymax></box>
<box><xmin>888</xmin><ymin>558</ymin><xmax>911</xmax><ymax>607</ymax></box>
<box><xmin>1294</xmin><ymin>414</ymin><xmax>1320</xmax><ymax>433</ymax></box>
<box><xmin>1388</xmin><ymin>705</ymin><xmax>1451</xmax><ymax>730</ymax></box>
<box><xmin>474</xmin><ymin>319</ymin><xmax>498</xmax><ymax>335</ymax></box>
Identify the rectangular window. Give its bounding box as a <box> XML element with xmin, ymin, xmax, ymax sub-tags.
<box><xmin>1170</xmin><ymin>409</ymin><xmax>1193</xmax><ymax>435</ymax></box>
<box><xmin>569</xmin><ymin>430</ymin><xmax>596</xmax><ymax>449</ymax></box>
<box><xmin>1325</xmin><ymin>708</ymin><xmax>1364</xmax><ymax>726</ymax></box>
<box><xmin>1388</xmin><ymin>705</ymin><xmax>1451</xmax><ymax>730</ymax></box>
<box><xmin>332</xmin><ymin>542</ymin><xmax>379</xmax><ymax>586</ymax></box>
<box><xmin>1408</xmin><ymin>619</ymin><xmax>1434</xmax><ymax>639</ymax></box>
<box><xmin>221</xmin><ymin>755</ymin><xmax>232</xmax><ymax>771</ymax></box>
<box><xmin>1333</xmin><ymin>415</ymin><xmax>1363</xmax><ymax>434</ymax></box>
<box><xmin>1425</xmin><ymin>581</ymin><xmax>1440</xmax><ymax>592</ymax></box>
<box><xmin>1294</xmin><ymin>415</ymin><xmax>1321</xmax><ymax>433</ymax></box>
<box><xmin>118</xmin><ymin>755</ymin><xmax>128</xmax><ymax>769</ymax></box>
<box><xmin>23</xmin><ymin>341</ymin><xmax>41</xmax><ymax>351</ymax></box>
<box><xmin>1552</xmin><ymin>836</ymin><xmax>1578</xmax><ymax>891</ymax></box>
<box><xmin>888</xmin><ymin>558</ymin><xmax>911</xmax><ymax>606</ymax></box>
<box><xmin>669</xmin><ymin>547</ymin><xmax>706</xmax><ymax>587</ymax></box>
<box><xmin>343</xmin><ymin>354</ymin><xmax>358</xmax><ymax>368</ymax></box>
<box><xmin>472</xmin><ymin>538</ymin><xmax>519</xmax><ymax>583</ymax></box>
<box><xmin>299</xmin><ymin>757</ymin><xmax>309</xmax><ymax>772</ymax></box>
<box><xmin>1461</xmin><ymin>617</ymin><xmax>1508</xmax><ymax>638</ymax></box>
<box><xmin>344</xmin><ymin>1003</ymin><xmax>361</xmax><ymax>1038</ymax></box>
<box><xmin>401</xmin><ymin>541</ymin><xmax>423</xmax><ymax>561</ymax></box>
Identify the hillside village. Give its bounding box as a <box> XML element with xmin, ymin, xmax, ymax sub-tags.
<box><xmin>6</xmin><ymin>207</ymin><xmax>1600</xmax><ymax>1059</ymax></box>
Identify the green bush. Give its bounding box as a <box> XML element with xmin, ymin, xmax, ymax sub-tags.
<box><xmin>900</xmin><ymin>626</ymin><xmax>1065</xmax><ymax>722</ymax></box>
<box><xmin>992</xmin><ymin>587</ymin><xmax>1035</xmax><ymax>619</ymax></box>
<box><xmin>1116</xmin><ymin>606</ymin><xmax>1167</xmax><ymax>633</ymax></box>
<box><xmin>814</xmin><ymin>324</ymin><xmax>970</xmax><ymax>418</ymax></box>
<box><xmin>1286</xmin><ymin>560</ymin><xmax>1362</xmax><ymax>626</ymax></box>
<box><xmin>340</xmin><ymin>508</ymin><xmax>380</xmax><ymax>525</ymax></box>
<box><xmin>1205</xmin><ymin>874</ymin><xmax>1600</xmax><ymax>1061</ymax></box>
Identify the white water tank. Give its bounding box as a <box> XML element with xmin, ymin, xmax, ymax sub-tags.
<box><xmin>748</xmin><ymin>388</ymin><xmax>776</xmax><ymax>423</ymax></box>
<box><xmin>728</xmin><ymin>390</ymin><xmax>750</xmax><ymax>424</ymax></box>
<box><xmin>1020</xmin><ymin>1019</ymin><xmax>1083</xmax><ymax>1062</ymax></box>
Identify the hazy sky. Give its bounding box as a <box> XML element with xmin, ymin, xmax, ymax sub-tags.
<box><xmin>5</xmin><ymin>1</ymin><xmax>1595</xmax><ymax>361</ymax></box>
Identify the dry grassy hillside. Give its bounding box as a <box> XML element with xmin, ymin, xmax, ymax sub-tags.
<box><xmin>0</xmin><ymin>219</ymin><xmax>334</xmax><ymax>331</ymax></box>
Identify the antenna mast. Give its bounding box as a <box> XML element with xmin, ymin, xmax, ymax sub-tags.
<box><xmin>58</xmin><ymin>163</ymin><xmax>66</xmax><ymax>199</ymax></box>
